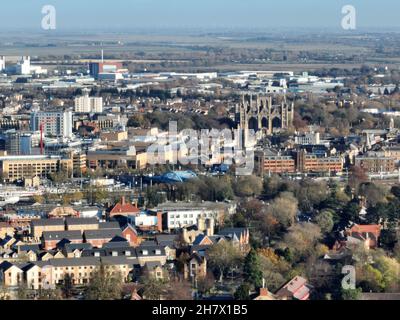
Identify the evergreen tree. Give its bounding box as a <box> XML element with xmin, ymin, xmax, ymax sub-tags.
<box><xmin>234</xmin><ymin>283</ymin><xmax>251</xmax><ymax>300</ymax></box>
<box><xmin>243</xmin><ymin>249</ymin><xmax>263</xmax><ymax>289</ymax></box>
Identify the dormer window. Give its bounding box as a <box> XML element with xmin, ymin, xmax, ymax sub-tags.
<box><xmin>142</xmin><ymin>250</ymin><xmax>148</xmax><ymax>255</ymax></box>
<box><xmin>94</xmin><ymin>252</ymin><xmax>100</xmax><ymax>257</ymax></box>
<box><xmin>155</xmin><ymin>249</ymin><xmax>161</xmax><ymax>255</ymax></box>
<box><xmin>125</xmin><ymin>251</ymin><xmax>131</xmax><ymax>256</ymax></box>
<box><xmin>112</xmin><ymin>251</ymin><xmax>118</xmax><ymax>257</ymax></box>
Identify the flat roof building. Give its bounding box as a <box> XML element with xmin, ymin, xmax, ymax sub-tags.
<box><xmin>0</xmin><ymin>155</ymin><xmax>73</xmax><ymax>182</ymax></box>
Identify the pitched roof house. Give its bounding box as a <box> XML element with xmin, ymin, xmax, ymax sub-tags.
<box><xmin>42</xmin><ymin>230</ymin><xmax>83</xmax><ymax>250</ymax></box>
<box><xmin>345</xmin><ymin>224</ymin><xmax>382</xmax><ymax>249</ymax></box>
<box><xmin>83</xmin><ymin>228</ymin><xmax>123</xmax><ymax>248</ymax></box>
<box><xmin>121</xmin><ymin>224</ymin><xmax>140</xmax><ymax>247</ymax></box>
<box><xmin>276</xmin><ymin>276</ymin><xmax>311</xmax><ymax>300</ymax></box>
<box><xmin>110</xmin><ymin>197</ymin><xmax>140</xmax><ymax>217</ymax></box>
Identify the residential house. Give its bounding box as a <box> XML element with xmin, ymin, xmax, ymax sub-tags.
<box><xmin>121</xmin><ymin>224</ymin><xmax>140</xmax><ymax>247</ymax></box>
<box><xmin>0</xmin><ymin>261</ymin><xmax>23</xmax><ymax>287</ymax></box>
<box><xmin>0</xmin><ymin>236</ymin><xmax>16</xmax><ymax>250</ymax></box>
<box><xmin>83</xmin><ymin>228</ymin><xmax>123</xmax><ymax>248</ymax></box>
<box><xmin>143</xmin><ymin>261</ymin><xmax>165</xmax><ymax>280</ymax></box>
<box><xmin>135</xmin><ymin>245</ymin><xmax>167</xmax><ymax>267</ymax></box>
<box><xmin>65</xmin><ymin>217</ymin><xmax>99</xmax><ymax>233</ymax></box>
<box><xmin>184</xmin><ymin>253</ymin><xmax>207</xmax><ymax>280</ymax></box>
<box><xmin>31</xmin><ymin>219</ymin><xmax>65</xmax><ymax>240</ymax></box>
<box><xmin>345</xmin><ymin>224</ymin><xmax>382</xmax><ymax>249</ymax></box>
<box><xmin>155</xmin><ymin>234</ymin><xmax>178</xmax><ymax>260</ymax></box>
<box><xmin>110</xmin><ymin>197</ymin><xmax>140</xmax><ymax>218</ymax></box>
<box><xmin>17</xmin><ymin>244</ymin><xmax>41</xmax><ymax>255</ymax></box>
<box><xmin>0</xmin><ymin>222</ymin><xmax>14</xmax><ymax>239</ymax></box>
<box><xmin>22</xmin><ymin>263</ymin><xmax>42</xmax><ymax>290</ymax></box>
<box><xmin>63</xmin><ymin>243</ymin><xmax>93</xmax><ymax>258</ymax></box>
<box><xmin>42</xmin><ymin>230</ymin><xmax>82</xmax><ymax>250</ymax></box>
<box><xmin>275</xmin><ymin>276</ymin><xmax>311</xmax><ymax>300</ymax></box>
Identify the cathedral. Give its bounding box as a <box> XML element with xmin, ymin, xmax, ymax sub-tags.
<box><xmin>235</xmin><ymin>94</ymin><xmax>294</xmax><ymax>135</ymax></box>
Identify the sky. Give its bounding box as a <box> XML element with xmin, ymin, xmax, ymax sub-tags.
<box><xmin>0</xmin><ymin>0</ymin><xmax>400</xmax><ymax>32</ymax></box>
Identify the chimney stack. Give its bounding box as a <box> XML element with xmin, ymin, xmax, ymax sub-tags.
<box><xmin>156</xmin><ymin>211</ymin><xmax>163</xmax><ymax>233</ymax></box>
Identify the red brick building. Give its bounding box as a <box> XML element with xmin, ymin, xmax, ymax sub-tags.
<box><xmin>42</xmin><ymin>231</ymin><xmax>82</xmax><ymax>250</ymax></box>
<box><xmin>121</xmin><ymin>224</ymin><xmax>140</xmax><ymax>247</ymax></box>
<box><xmin>110</xmin><ymin>197</ymin><xmax>140</xmax><ymax>218</ymax></box>
<box><xmin>84</xmin><ymin>228</ymin><xmax>123</xmax><ymax>248</ymax></box>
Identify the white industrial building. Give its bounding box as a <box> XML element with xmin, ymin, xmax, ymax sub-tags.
<box><xmin>0</xmin><ymin>56</ymin><xmax>47</xmax><ymax>75</ymax></box>
<box><xmin>0</xmin><ymin>56</ymin><xmax>5</xmax><ymax>72</ymax></box>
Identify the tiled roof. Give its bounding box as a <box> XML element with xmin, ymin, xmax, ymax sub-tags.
<box><xmin>349</xmin><ymin>224</ymin><xmax>381</xmax><ymax>235</ymax></box>
<box><xmin>66</xmin><ymin>217</ymin><xmax>98</xmax><ymax>226</ymax></box>
<box><xmin>110</xmin><ymin>201</ymin><xmax>139</xmax><ymax>215</ymax></box>
<box><xmin>84</xmin><ymin>228</ymin><xmax>122</xmax><ymax>240</ymax></box>
<box><xmin>31</xmin><ymin>219</ymin><xmax>65</xmax><ymax>227</ymax></box>
<box><xmin>42</xmin><ymin>230</ymin><xmax>82</xmax><ymax>241</ymax></box>
<box><xmin>99</xmin><ymin>221</ymin><xmax>121</xmax><ymax>229</ymax></box>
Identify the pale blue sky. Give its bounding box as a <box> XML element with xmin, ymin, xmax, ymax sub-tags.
<box><xmin>0</xmin><ymin>0</ymin><xmax>399</xmax><ymax>31</ymax></box>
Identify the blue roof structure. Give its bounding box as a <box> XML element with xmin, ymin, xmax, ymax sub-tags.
<box><xmin>152</xmin><ymin>170</ymin><xmax>197</xmax><ymax>183</ymax></box>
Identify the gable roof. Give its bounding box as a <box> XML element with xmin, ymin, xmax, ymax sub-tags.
<box><xmin>110</xmin><ymin>199</ymin><xmax>139</xmax><ymax>216</ymax></box>
<box><xmin>122</xmin><ymin>224</ymin><xmax>138</xmax><ymax>235</ymax></box>
<box><xmin>64</xmin><ymin>243</ymin><xmax>93</xmax><ymax>253</ymax></box>
<box><xmin>45</xmin><ymin>257</ymin><xmax>102</xmax><ymax>267</ymax></box>
<box><xmin>217</xmin><ymin>228</ymin><xmax>247</xmax><ymax>240</ymax></box>
<box><xmin>81</xmin><ymin>246</ymin><xmax>136</xmax><ymax>258</ymax></box>
<box><xmin>42</xmin><ymin>230</ymin><xmax>82</xmax><ymax>241</ymax></box>
<box><xmin>109</xmin><ymin>235</ymin><xmax>129</xmax><ymax>243</ymax></box>
<box><xmin>17</xmin><ymin>244</ymin><xmax>41</xmax><ymax>253</ymax></box>
<box><xmin>276</xmin><ymin>276</ymin><xmax>310</xmax><ymax>300</ymax></box>
<box><xmin>193</xmin><ymin>234</ymin><xmax>212</xmax><ymax>245</ymax></box>
<box><xmin>155</xmin><ymin>234</ymin><xmax>177</xmax><ymax>244</ymax></box>
<box><xmin>190</xmin><ymin>245</ymin><xmax>212</xmax><ymax>255</ymax></box>
<box><xmin>136</xmin><ymin>245</ymin><xmax>166</xmax><ymax>257</ymax></box>
<box><xmin>99</xmin><ymin>221</ymin><xmax>121</xmax><ymax>229</ymax></box>
<box><xmin>0</xmin><ymin>261</ymin><xmax>22</xmax><ymax>272</ymax></box>
<box><xmin>31</xmin><ymin>219</ymin><xmax>65</xmax><ymax>227</ymax></box>
<box><xmin>84</xmin><ymin>228</ymin><xmax>122</xmax><ymax>240</ymax></box>
<box><xmin>190</xmin><ymin>252</ymin><xmax>205</xmax><ymax>264</ymax></box>
<box><xmin>65</xmin><ymin>217</ymin><xmax>98</xmax><ymax>226</ymax></box>
<box><xmin>139</xmin><ymin>240</ymin><xmax>158</xmax><ymax>247</ymax></box>
<box><xmin>348</xmin><ymin>224</ymin><xmax>381</xmax><ymax>237</ymax></box>
<box><xmin>21</xmin><ymin>263</ymin><xmax>40</xmax><ymax>272</ymax></box>
<box><xmin>0</xmin><ymin>235</ymin><xmax>15</xmax><ymax>246</ymax></box>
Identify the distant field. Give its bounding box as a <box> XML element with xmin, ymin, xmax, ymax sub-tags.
<box><xmin>0</xmin><ymin>31</ymin><xmax>398</xmax><ymax>72</ymax></box>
